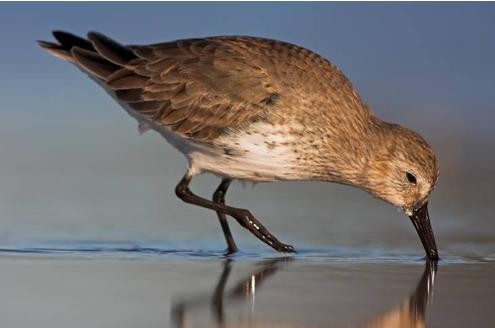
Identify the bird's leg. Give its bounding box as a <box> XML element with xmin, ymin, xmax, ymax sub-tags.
<box><xmin>213</xmin><ymin>179</ymin><xmax>238</xmax><ymax>254</ymax></box>
<box><xmin>175</xmin><ymin>173</ymin><xmax>295</xmax><ymax>253</ymax></box>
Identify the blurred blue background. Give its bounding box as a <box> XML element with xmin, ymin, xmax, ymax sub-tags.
<box><xmin>0</xmin><ymin>2</ymin><xmax>493</xmax><ymax>256</ymax></box>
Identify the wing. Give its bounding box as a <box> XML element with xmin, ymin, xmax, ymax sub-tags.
<box><xmin>39</xmin><ymin>32</ymin><xmax>280</xmax><ymax>141</ymax></box>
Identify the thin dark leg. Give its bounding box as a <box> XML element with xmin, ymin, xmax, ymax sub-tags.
<box><xmin>211</xmin><ymin>259</ymin><xmax>232</xmax><ymax>325</ymax></box>
<box><xmin>213</xmin><ymin>179</ymin><xmax>238</xmax><ymax>254</ymax></box>
<box><xmin>176</xmin><ymin>173</ymin><xmax>295</xmax><ymax>253</ymax></box>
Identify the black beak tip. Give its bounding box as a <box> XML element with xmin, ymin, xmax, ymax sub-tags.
<box><xmin>409</xmin><ymin>202</ymin><xmax>439</xmax><ymax>262</ymax></box>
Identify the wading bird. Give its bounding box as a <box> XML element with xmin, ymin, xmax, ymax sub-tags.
<box><xmin>39</xmin><ymin>31</ymin><xmax>439</xmax><ymax>259</ymax></box>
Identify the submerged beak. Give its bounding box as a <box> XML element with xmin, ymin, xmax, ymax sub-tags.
<box><xmin>409</xmin><ymin>202</ymin><xmax>439</xmax><ymax>260</ymax></box>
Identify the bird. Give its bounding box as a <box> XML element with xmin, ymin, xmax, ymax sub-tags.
<box><xmin>38</xmin><ymin>31</ymin><xmax>440</xmax><ymax>260</ymax></box>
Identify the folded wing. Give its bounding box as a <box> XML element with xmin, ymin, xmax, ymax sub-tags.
<box><xmin>39</xmin><ymin>31</ymin><xmax>279</xmax><ymax>141</ymax></box>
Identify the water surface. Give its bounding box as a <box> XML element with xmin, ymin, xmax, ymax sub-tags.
<box><xmin>0</xmin><ymin>246</ymin><xmax>493</xmax><ymax>328</ymax></box>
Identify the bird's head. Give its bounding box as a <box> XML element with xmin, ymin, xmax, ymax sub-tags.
<box><xmin>363</xmin><ymin>123</ymin><xmax>439</xmax><ymax>260</ymax></box>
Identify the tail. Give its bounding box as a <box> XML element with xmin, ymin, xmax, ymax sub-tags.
<box><xmin>38</xmin><ymin>31</ymin><xmax>137</xmax><ymax>81</ymax></box>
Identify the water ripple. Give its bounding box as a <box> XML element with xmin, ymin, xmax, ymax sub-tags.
<box><xmin>0</xmin><ymin>242</ymin><xmax>491</xmax><ymax>264</ymax></box>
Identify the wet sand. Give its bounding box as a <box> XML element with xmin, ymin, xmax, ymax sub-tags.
<box><xmin>0</xmin><ymin>249</ymin><xmax>493</xmax><ymax>328</ymax></box>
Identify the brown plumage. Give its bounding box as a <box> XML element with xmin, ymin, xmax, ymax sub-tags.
<box><xmin>39</xmin><ymin>31</ymin><xmax>440</xmax><ymax>259</ymax></box>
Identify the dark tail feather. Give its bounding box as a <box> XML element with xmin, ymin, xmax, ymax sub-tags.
<box><xmin>38</xmin><ymin>31</ymin><xmax>95</xmax><ymax>63</ymax></box>
<box><xmin>71</xmin><ymin>47</ymin><xmax>120</xmax><ymax>80</ymax></box>
<box><xmin>88</xmin><ymin>31</ymin><xmax>136</xmax><ymax>66</ymax></box>
<box><xmin>38</xmin><ymin>40</ymin><xmax>75</xmax><ymax>63</ymax></box>
<box><xmin>38</xmin><ymin>30</ymin><xmax>136</xmax><ymax>81</ymax></box>
<box><xmin>53</xmin><ymin>31</ymin><xmax>94</xmax><ymax>52</ymax></box>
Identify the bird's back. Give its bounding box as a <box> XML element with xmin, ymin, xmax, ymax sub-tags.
<box><xmin>39</xmin><ymin>32</ymin><xmax>371</xmax><ymax>142</ymax></box>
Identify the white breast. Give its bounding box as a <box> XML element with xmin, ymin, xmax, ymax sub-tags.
<box><xmin>188</xmin><ymin>123</ymin><xmax>300</xmax><ymax>181</ymax></box>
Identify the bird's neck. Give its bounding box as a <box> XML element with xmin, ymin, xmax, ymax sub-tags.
<box><xmin>295</xmin><ymin>117</ymin><xmax>393</xmax><ymax>187</ymax></box>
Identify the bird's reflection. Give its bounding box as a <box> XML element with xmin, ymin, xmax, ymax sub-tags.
<box><xmin>360</xmin><ymin>261</ymin><xmax>437</xmax><ymax>328</ymax></box>
<box><xmin>172</xmin><ymin>257</ymin><xmax>292</xmax><ymax>328</ymax></box>
<box><xmin>171</xmin><ymin>259</ymin><xmax>437</xmax><ymax>328</ymax></box>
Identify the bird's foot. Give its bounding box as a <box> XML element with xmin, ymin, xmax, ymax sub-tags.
<box><xmin>231</xmin><ymin>209</ymin><xmax>296</xmax><ymax>253</ymax></box>
<box><xmin>272</xmin><ymin>242</ymin><xmax>296</xmax><ymax>253</ymax></box>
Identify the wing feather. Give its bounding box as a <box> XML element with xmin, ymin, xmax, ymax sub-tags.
<box><xmin>40</xmin><ymin>32</ymin><xmax>282</xmax><ymax>142</ymax></box>
<box><xmin>107</xmin><ymin>74</ymin><xmax>148</xmax><ymax>90</ymax></box>
<box><xmin>71</xmin><ymin>47</ymin><xmax>119</xmax><ymax>80</ymax></box>
<box><xmin>114</xmin><ymin>89</ymin><xmax>143</xmax><ymax>102</ymax></box>
<box><xmin>88</xmin><ymin>31</ymin><xmax>136</xmax><ymax>66</ymax></box>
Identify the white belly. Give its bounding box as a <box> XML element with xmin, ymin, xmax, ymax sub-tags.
<box><xmin>157</xmin><ymin>121</ymin><xmax>299</xmax><ymax>182</ymax></box>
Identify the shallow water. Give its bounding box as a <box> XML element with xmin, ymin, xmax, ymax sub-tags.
<box><xmin>0</xmin><ymin>246</ymin><xmax>493</xmax><ymax>328</ymax></box>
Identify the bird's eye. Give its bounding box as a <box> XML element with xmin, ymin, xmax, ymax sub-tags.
<box><xmin>406</xmin><ymin>172</ymin><xmax>417</xmax><ymax>185</ymax></box>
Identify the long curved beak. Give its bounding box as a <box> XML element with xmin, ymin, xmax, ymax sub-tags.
<box><xmin>409</xmin><ymin>202</ymin><xmax>439</xmax><ymax>260</ymax></box>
